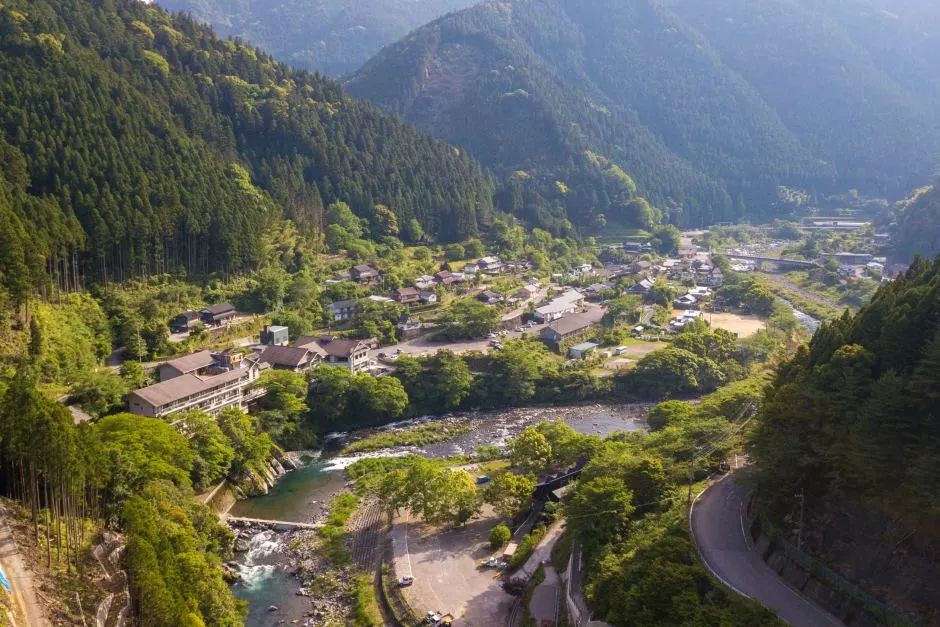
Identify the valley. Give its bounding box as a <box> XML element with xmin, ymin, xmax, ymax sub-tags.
<box><xmin>0</xmin><ymin>0</ymin><xmax>937</xmax><ymax>626</ymax></box>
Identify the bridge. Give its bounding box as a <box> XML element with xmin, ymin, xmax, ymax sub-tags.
<box><xmin>224</xmin><ymin>516</ymin><xmax>322</xmax><ymax>531</ymax></box>
<box><xmin>724</xmin><ymin>253</ymin><xmax>819</xmax><ymax>269</ymax></box>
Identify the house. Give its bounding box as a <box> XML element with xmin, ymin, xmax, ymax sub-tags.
<box><xmin>435</xmin><ymin>270</ymin><xmax>457</xmax><ymax>286</ymax></box>
<box><xmin>171</xmin><ymin>310</ymin><xmax>201</xmax><ymax>333</ymax></box>
<box><xmin>509</xmin><ymin>284</ymin><xmax>542</xmax><ymax>305</ymax></box>
<box><xmin>477</xmin><ymin>290</ymin><xmax>503</xmax><ymax>305</ymax></box>
<box><xmin>586</xmin><ymin>283</ymin><xmax>614</xmax><ymax>295</ymax></box>
<box><xmin>669</xmin><ymin>310</ymin><xmax>703</xmax><ymax>332</ymax></box>
<box><xmin>627</xmin><ymin>278</ymin><xmax>655</xmax><ymax>296</ymax></box>
<box><xmin>831</xmin><ymin>252</ymin><xmax>873</xmax><ymax>266</ymax></box>
<box><xmin>540</xmin><ymin>312</ymin><xmax>600</xmax><ymax>348</ymax></box>
<box><xmin>260</xmin><ymin>325</ymin><xmax>290</xmax><ymax>347</ymax></box>
<box><xmin>632</xmin><ymin>260</ymin><xmax>653</xmax><ymax>274</ymax></box>
<box><xmin>419</xmin><ymin>291</ymin><xmax>438</xmax><ymax>304</ymax></box>
<box><xmin>533</xmin><ymin>290</ymin><xmax>585</xmax><ymax>323</ymax></box>
<box><xmin>575</xmin><ymin>263</ymin><xmax>594</xmax><ymax>275</ymax></box>
<box><xmin>157</xmin><ymin>350</ymin><xmax>218</xmax><ymax>382</ymax></box>
<box><xmin>328</xmin><ymin>299</ymin><xmax>358</xmax><ymax>322</ymax></box>
<box><xmin>351</xmin><ymin>264</ymin><xmax>380</xmax><ymax>283</ymax></box>
<box><xmin>257</xmin><ymin>345</ymin><xmax>319</xmax><ymax>372</ymax></box>
<box><xmin>392</xmin><ymin>287</ymin><xmax>421</xmax><ymax>304</ymax></box>
<box><xmin>569</xmin><ymin>342</ymin><xmax>599</xmax><ymax>360</ymax></box>
<box><xmin>129</xmin><ymin>351</ymin><xmax>266</xmax><ymax>418</ymax></box>
<box><xmin>295</xmin><ymin>336</ymin><xmax>372</xmax><ymax>373</ymax></box>
<box><xmin>200</xmin><ymin>303</ymin><xmax>236</xmax><ymax>326</ymax></box>
<box><xmin>477</xmin><ymin>256</ymin><xmax>504</xmax><ymax>274</ymax></box>
<box><xmin>703</xmin><ymin>269</ymin><xmax>724</xmax><ymax>288</ymax></box>
<box><xmin>415</xmin><ymin>275</ymin><xmax>436</xmax><ymax>290</ymax></box>
<box><xmin>689</xmin><ymin>286</ymin><xmax>712</xmax><ymax>299</ymax></box>
<box><xmin>674</xmin><ymin>294</ymin><xmax>697</xmax><ymax>308</ymax></box>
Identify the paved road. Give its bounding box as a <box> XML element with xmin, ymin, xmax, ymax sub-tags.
<box><xmin>529</xmin><ymin>566</ymin><xmax>560</xmax><ymax>625</ymax></box>
<box><xmin>690</xmin><ymin>475</ymin><xmax>843</xmax><ymax>627</ymax></box>
<box><xmin>0</xmin><ymin>505</ymin><xmax>49</xmax><ymax>626</ymax></box>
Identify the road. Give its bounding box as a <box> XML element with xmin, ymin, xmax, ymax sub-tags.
<box><xmin>690</xmin><ymin>475</ymin><xmax>843</xmax><ymax>627</ymax></box>
<box><xmin>0</xmin><ymin>505</ymin><xmax>48</xmax><ymax>626</ymax></box>
<box><xmin>370</xmin><ymin>303</ymin><xmax>606</xmax><ymax>362</ymax></box>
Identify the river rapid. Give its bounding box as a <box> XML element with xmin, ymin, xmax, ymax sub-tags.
<box><xmin>230</xmin><ymin>402</ymin><xmax>652</xmax><ymax>624</ymax></box>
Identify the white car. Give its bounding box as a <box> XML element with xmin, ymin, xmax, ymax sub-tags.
<box><xmin>398</xmin><ymin>575</ymin><xmax>414</xmax><ymax>587</ymax></box>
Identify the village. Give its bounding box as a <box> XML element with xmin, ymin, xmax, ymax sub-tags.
<box><xmin>121</xmin><ymin>233</ymin><xmax>753</xmax><ymax>421</ymax></box>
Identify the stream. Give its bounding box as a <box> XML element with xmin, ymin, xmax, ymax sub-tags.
<box><xmin>229</xmin><ymin>402</ymin><xmax>652</xmax><ymax>624</ymax></box>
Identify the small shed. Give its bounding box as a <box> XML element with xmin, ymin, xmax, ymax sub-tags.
<box><xmin>569</xmin><ymin>342</ymin><xmax>599</xmax><ymax>360</ymax></box>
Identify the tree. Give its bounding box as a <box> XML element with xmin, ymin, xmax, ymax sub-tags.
<box><xmin>509</xmin><ymin>427</ymin><xmax>552</xmax><ymax>473</ymax></box>
<box><xmin>119</xmin><ymin>361</ymin><xmax>149</xmax><ymax>390</ymax></box>
<box><xmin>652</xmin><ymin>225</ymin><xmax>681</xmax><ymax>255</ymax></box>
<box><xmin>445</xmin><ymin>243</ymin><xmax>466</xmax><ymax>261</ymax></box>
<box><xmin>403</xmin><ymin>218</ymin><xmax>424</xmax><ymax>243</ymax></box>
<box><xmin>485</xmin><ymin>472</ymin><xmax>536</xmax><ymax>519</ymax></box>
<box><xmin>326</xmin><ymin>201</ymin><xmax>364</xmax><ymax>238</ymax></box>
<box><xmin>252</xmin><ymin>370</ymin><xmax>312</xmax><ymax>449</ymax></box>
<box><xmin>439</xmin><ymin>299</ymin><xmax>500</xmax><ymax>339</ymax></box>
<box><xmin>370</xmin><ymin>204</ymin><xmax>399</xmax><ymax>237</ymax></box>
<box><xmin>70</xmin><ymin>371</ymin><xmax>129</xmax><ymax>418</ymax></box>
<box><xmin>464</xmin><ymin>239</ymin><xmax>485</xmax><ymax>259</ymax></box>
<box><xmin>489</xmin><ymin>524</ymin><xmax>511</xmax><ymax>549</ymax></box>
<box><xmin>566</xmin><ymin>477</ymin><xmax>635</xmax><ymax>557</ymax></box>
<box><xmin>177</xmin><ymin>411</ymin><xmax>235</xmax><ymax>491</ymax></box>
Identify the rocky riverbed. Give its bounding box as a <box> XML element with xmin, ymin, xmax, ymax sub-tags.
<box><xmin>228</xmin><ymin>402</ymin><xmax>653</xmax><ymax>623</ymax></box>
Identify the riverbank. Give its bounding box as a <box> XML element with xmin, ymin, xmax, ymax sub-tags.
<box><xmin>227</xmin><ymin>402</ymin><xmax>653</xmax><ymax>622</ymax></box>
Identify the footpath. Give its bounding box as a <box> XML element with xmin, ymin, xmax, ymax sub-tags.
<box><xmin>0</xmin><ymin>504</ymin><xmax>49</xmax><ymax>626</ymax></box>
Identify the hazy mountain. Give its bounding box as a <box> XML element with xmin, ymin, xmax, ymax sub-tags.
<box><xmin>155</xmin><ymin>0</ymin><xmax>480</xmax><ymax>76</ymax></box>
<box><xmin>348</xmin><ymin>0</ymin><xmax>940</xmax><ymax>226</ymax></box>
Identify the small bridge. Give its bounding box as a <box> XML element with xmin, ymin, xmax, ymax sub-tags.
<box><xmin>725</xmin><ymin>253</ymin><xmax>819</xmax><ymax>269</ymax></box>
<box><xmin>225</xmin><ymin>516</ymin><xmax>322</xmax><ymax>531</ymax></box>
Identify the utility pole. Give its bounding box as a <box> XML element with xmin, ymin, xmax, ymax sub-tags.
<box><xmin>796</xmin><ymin>488</ymin><xmax>805</xmax><ymax>551</ymax></box>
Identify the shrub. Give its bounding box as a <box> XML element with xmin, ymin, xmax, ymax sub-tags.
<box><xmin>489</xmin><ymin>524</ymin><xmax>511</xmax><ymax>549</ymax></box>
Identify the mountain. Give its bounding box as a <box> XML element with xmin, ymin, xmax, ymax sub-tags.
<box><xmin>891</xmin><ymin>182</ymin><xmax>940</xmax><ymax>262</ymax></box>
<box><xmin>347</xmin><ymin>0</ymin><xmax>940</xmax><ymax>227</ymax></box>
<box><xmin>154</xmin><ymin>0</ymin><xmax>480</xmax><ymax>76</ymax></box>
<box><xmin>0</xmin><ymin>0</ymin><xmax>494</xmax><ymax>293</ymax></box>
<box><xmin>749</xmin><ymin>257</ymin><xmax>940</xmax><ymax>622</ymax></box>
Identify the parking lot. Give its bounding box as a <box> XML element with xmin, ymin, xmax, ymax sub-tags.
<box><xmin>391</xmin><ymin>508</ymin><xmax>514</xmax><ymax>626</ymax></box>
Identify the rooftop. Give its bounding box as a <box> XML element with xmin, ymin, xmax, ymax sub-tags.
<box><xmin>131</xmin><ymin>367</ymin><xmax>249</xmax><ymax>408</ymax></box>
<box><xmin>202</xmin><ymin>302</ymin><xmax>235</xmax><ymax>315</ymax></box>
<box><xmin>163</xmin><ymin>350</ymin><xmax>215</xmax><ymax>374</ymax></box>
<box><xmin>571</xmin><ymin>342</ymin><xmax>599</xmax><ymax>352</ymax></box>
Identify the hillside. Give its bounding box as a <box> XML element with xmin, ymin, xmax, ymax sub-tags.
<box><xmin>749</xmin><ymin>257</ymin><xmax>940</xmax><ymax>622</ymax></box>
<box><xmin>0</xmin><ymin>0</ymin><xmax>494</xmax><ymax>291</ymax></box>
<box><xmin>892</xmin><ymin>182</ymin><xmax>940</xmax><ymax>262</ymax></box>
<box><xmin>347</xmin><ymin>0</ymin><xmax>940</xmax><ymax>228</ymax></box>
<box><xmin>155</xmin><ymin>0</ymin><xmax>480</xmax><ymax>76</ymax></box>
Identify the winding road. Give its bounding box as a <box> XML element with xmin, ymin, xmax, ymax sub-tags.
<box><xmin>690</xmin><ymin>475</ymin><xmax>843</xmax><ymax>627</ymax></box>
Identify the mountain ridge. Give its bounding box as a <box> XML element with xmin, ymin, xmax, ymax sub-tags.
<box><xmin>348</xmin><ymin>0</ymin><xmax>940</xmax><ymax>227</ymax></box>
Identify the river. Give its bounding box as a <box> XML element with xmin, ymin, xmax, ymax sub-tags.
<box><xmin>229</xmin><ymin>402</ymin><xmax>652</xmax><ymax>624</ymax></box>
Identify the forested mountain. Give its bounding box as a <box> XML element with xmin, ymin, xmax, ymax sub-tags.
<box><xmin>750</xmin><ymin>257</ymin><xmax>940</xmax><ymax>621</ymax></box>
<box><xmin>0</xmin><ymin>0</ymin><xmax>494</xmax><ymax>296</ymax></box>
<box><xmin>891</xmin><ymin>183</ymin><xmax>940</xmax><ymax>262</ymax></box>
<box><xmin>347</xmin><ymin>0</ymin><xmax>940</xmax><ymax>228</ymax></box>
<box><xmin>155</xmin><ymin>0</ymin><xmax>480</xmax><ymax>76</ymax></box>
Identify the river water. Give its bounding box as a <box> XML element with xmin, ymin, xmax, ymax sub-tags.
<box><xmin>230</xmin><ymin>403</ymin><xmax>651</xmax><ymax>624</ymax></box>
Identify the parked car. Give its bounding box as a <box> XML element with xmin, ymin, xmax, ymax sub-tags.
<box><xmin>398</xmin><ymin>576</ymin><xmax>414</xmax><ymax>587</ymax></box>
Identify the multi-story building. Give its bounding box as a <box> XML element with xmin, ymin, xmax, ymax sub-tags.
<box><xmin>128</xmin><ymin>350</ymin><xmax>267</xmax><ymax>418</ymax></box>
